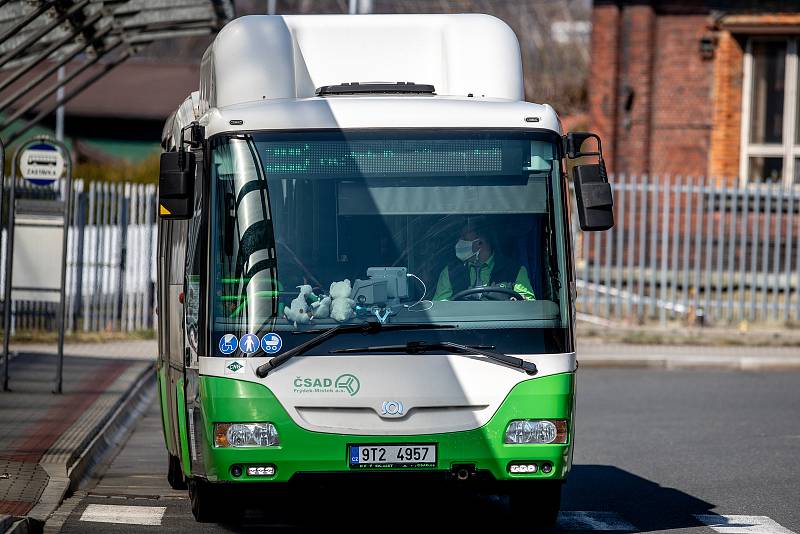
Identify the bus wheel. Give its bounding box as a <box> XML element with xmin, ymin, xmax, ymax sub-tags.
<box><xmin>507</xmin><ymin>481</ymin><xmax>562</xmax><ymax>527</ymax></box>
<box><xmin>188</xmin><ymin>478</ymin><xmax>220</xmax><ymax>522</ymax></box>
<box><xmin>167</xmin><ymin>454</ymin><xmax>187</xmax><ymax>490</ymax></box>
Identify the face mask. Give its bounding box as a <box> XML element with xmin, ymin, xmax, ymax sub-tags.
<box><xmin>455</xmin><ymin>239</ymin><xmax>479</xmax><ymax>262</ymax></box>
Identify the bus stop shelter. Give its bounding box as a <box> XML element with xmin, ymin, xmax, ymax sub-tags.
<box><xmin>0</xmin><ymin>0</ymin><xmax>234</xmax><ymax>145</ymax></box>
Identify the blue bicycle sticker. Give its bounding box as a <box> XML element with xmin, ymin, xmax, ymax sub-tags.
<box><xmin>239</xmin><ymin>333</ymin><xmax>260</xmax><ymax>354</ymax></box>
<box><xmin>218</xmin><ymin>334</ymin><xmax>238</xmax><ymax>355</ymax></box>
<box><xmin>261</xmin><ymin>333</ymin><xmax>283</xmax><ymax>354</ymax></box>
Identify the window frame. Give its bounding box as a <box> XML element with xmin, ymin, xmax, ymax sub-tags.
<box><xmin>204</xmin><ymin>128</ymin><xmax>574</xmax><ymax>355</ymax></box>
<box><xmin>739</xmin><ymin>36</ymin><xmax>800</xmax><ymax>187</ymax></box>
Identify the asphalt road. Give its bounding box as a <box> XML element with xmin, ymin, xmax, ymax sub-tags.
<box><xmin>50</xmin><ymin>369</ymin><xmax>800</xmax><ymax>533</ymax></box>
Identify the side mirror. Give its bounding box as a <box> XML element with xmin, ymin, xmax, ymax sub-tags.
<box><xmin>564</xmin><ymin>132</ymin><xmax>614</xmax><ymax>231</ymax></box>
<box><xmin>158</xmin><ymin>150</ymin><xmax>195</xmax><ymax>219</ymax></box>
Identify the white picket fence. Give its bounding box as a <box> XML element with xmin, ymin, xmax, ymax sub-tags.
<box><xmin>574</xmin><ymin>175</ymin><xmax>800</xmax><ymax>325</ymax></box>
<box><xmin>0</xmin><ymin>179</ymin><xmax>157</xmax><ymax>333</ymax></box>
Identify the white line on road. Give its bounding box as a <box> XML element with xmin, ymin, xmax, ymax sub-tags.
<box><xmin>80</xmin><ymin>504</ymin><xmax>166</xmax><ymax>526</ymax></box>
<box><xmin>695</xmin><ymin>515</ymin><xmax>796</xmax><ymax>534</ymax></box>
<box><xmin>558</xmin><ymin>511</ymin><xmax>636</xmax><ymax>531</ymax></box>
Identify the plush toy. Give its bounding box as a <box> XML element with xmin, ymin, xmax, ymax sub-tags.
<box><xmin>329</xmin><ymin>279</ymin><xmax>355</xmax><ymax>322</ymax></box>
<box><xmin>284</xmin><ymin>284</ymin><xmax>313</xmax><ymax>326</ymax></box>
<box><xmin>311</xmin><ymin>296</ymin><xmax>332</xmax><ymax>319</ymax></box>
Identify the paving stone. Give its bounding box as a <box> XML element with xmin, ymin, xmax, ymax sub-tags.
<box><xmin>0</xmin><ymin>352</ymin><xmax>150</xmax><ymax>522</ymax></box>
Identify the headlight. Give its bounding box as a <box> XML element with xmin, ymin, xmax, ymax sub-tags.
<box><xmin>214</xmin><ymin>423</ymin><xmax>280</xmax><ymax>447</ymax></box>
<box><xmin>504</xmin><ymin>420</ymin><xmax>568</xmax><ymax>444</ymax></box>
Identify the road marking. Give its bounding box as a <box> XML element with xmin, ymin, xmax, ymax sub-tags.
<box><xmin>695</xmin><ymin>515</ymin><xmax>796</xmax><ymax>534</ymax></box>
<box><xmin>80</xmin><ymin>504</ymin><xmax>166</xmax><ymax>526</ymax></box>
<box><xmin>558</xmin><ymin>511</ymin><xmax>636</xmax><ymax>531</ymax></box>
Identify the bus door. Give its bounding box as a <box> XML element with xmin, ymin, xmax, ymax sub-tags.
<box><xmin>164</xmin><ymin>220</ymin><xmax>188</xmax><ymax>461</ymax></box>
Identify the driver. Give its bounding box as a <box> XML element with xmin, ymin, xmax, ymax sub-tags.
<box><xmin>433</xmin><ymin>218</ymin><xmax>535</xmax><ymax>301</ymax></box>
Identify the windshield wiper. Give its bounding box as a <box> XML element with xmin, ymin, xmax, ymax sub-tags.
<box><xmin>254</xmin><ymin>322</ymin><xmax>456</xmax><ymax>378</ymax></box>
<box><xmin>329</xmin><ymin>340</ymin><xmax>537</xmax><ymax>375</ymax></box>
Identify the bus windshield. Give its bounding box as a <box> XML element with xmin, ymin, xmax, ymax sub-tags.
<box><xmin>209</xmin><ymin>130</ymin><xmax>571</xmax><ymax>356</ymax></box>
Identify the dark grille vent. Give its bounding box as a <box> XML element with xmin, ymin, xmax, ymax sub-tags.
<box><xmin>316</xmin><ymin>82</ymin><xmax>435</xmax><ymax>96</ymax></box>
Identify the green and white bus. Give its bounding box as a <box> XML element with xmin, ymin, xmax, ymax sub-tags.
<box><xmin>156</xmin><ymin>13</ymin><xmax>613</xmax><ymax>524</ymax></box>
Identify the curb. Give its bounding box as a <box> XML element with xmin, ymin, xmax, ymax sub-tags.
<box><xmin>3</xmin><ymin>363</ymin><xmax>155</xmax><ymax>534</ymax></box>
<box><xmin>578</xmin><ymin>357</ymin><xmax>800</xmax><ymax>370</ymax></box>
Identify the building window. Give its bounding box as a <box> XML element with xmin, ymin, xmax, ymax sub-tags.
<box><xmin>740</xmin><ymin>37</ymin><xmax>800</xmax><ymax>186</ymax></box>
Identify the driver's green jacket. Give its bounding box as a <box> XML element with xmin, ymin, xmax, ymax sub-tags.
<box><xmin>433</xmin><ymin>254</ymin><xmax>536</xmax><ymax>301</ymax></box>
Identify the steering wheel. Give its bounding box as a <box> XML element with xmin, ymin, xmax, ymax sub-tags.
<box><xmin>451</xmin><ymin>286</ymin><xmax>525</xmax><ymax>301</ymax></box>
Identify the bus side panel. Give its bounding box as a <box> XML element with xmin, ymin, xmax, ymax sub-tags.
<box><xmin>176</xmin><ymin>376</ymin><xmax>192</xmax><ymax>475</ymax></box>
<box><xmin>165</xmin><ymin>284</ymin><xmax>186</xmax><ymax>464</ymax></box>
<box><xmin>157</xmin><ymin>364</ymin><xmax>176</xmax><ymax>455</ymax></box>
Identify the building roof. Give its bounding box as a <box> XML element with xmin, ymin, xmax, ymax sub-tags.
<box><xmin>65</xmin><ymin>60</ymin><xmax>200</xmax><ymax>120</ymax></box>
<box><xmin>0</xmin><ymin>0</ymin><xmax>232</xmax><ymax>144</ymax></box>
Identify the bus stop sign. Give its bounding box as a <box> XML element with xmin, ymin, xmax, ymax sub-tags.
<box><xmin>19</xmin><ymin>143</ymin><xmax>65</xmax><ymax>186</ymax></box>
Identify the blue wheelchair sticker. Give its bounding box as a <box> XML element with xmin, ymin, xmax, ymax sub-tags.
<box><xmin>218</xmin><ymin>334</ymin><xmax>238</xmax><ymax>355</ymax></box>
<box><xmin>239</xmin><ymin>333</ymin><xmax>260</xmax><ymax>354</ymax></box>
<box><xmin>261</xmin><ymin>333</ymin><xmax>283</xmax><ymax>354</ymax></box>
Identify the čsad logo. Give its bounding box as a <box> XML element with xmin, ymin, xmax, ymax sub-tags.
<box><xmin>335</xmin><ymin>374</ymin><xmax>360</xmax><ymax>396</ymax></box>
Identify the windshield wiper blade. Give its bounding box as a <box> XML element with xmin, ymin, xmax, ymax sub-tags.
<box><xmin>330</xmin><ymin>342</ymin><xmax>496</xmax><ymax>353</ymax></box>
<box><xmin>330</xmin><ymin>341</ymin><xmax>537</xmax><ymax>375</ymax></box>
<box><xmin>254</xmin><ymin>322</ymin><xmax>456</xmax><ymax>378</ymax></box>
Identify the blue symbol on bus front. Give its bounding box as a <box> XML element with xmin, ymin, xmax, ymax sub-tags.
<box><xmin>240</xmin><ymin>333</ymin><xmax>260</xmax><ymax>354</ymax></box>
<box><xmin>261</xmin><ymin>333</ymin><xmax>283</xmax><ymax>354</ymax></box>
<box><xmin>350</xmin><ymin>446</ymin><xmax>359</xmax><ymax>464</ymax></box>
<box><xmin>219</xmin><ymin>334</ymin><xmax>238</xmax><ymax>355</ymax></box>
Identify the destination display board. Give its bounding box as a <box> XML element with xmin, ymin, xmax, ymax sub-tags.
<box><xmin>258</xmin><ymin>138</ymin><xmax>522</xmax><ymax>178</ymax></box>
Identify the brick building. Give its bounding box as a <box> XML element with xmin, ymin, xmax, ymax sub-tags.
<box><xmin>590</xmin><ymin>1</ymin><xmax>800</xmax><ymax>186</ymax></box>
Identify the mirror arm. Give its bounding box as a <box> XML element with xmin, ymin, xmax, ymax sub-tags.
<box><xmin>564</xmin><ymin>132</ymin><xmax>603</xmax><ymax>161</ymax></box>
<box><xmin>598</xmin><ymin>154</ymin><xmax>608</xmax><ymax>182</ymax></box>
<box><xmin>564</xmin><ymin>131</ymin><xmax>608</xmax><ymax>182</ymax></box>
<box><xmin>178</xmin><ymin>122</ymin><xmax>205</xmax><ymax>169</ymax></box>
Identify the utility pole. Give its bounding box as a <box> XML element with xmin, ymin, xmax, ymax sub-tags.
<box><xmin>55</xmin><ymin>65</ymin><xmax>65</xmax><ymax>141</ymax></box>
<box><xmin>349</xmin><ymin>0</ymin><xmax>372</xmax><ymax>14</ymax></box>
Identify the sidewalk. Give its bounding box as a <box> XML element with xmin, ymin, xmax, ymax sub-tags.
<box><xmin>0</xmin><ymin>343</ymin><xmax>154</xmax><ymax>532</ymax></box>
<box><xmin>578</xmin><ymin>341</ymin><xmax>800</xmax><ymax>370</ymax></box>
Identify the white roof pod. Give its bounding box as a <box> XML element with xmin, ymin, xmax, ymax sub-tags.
<box><xmin>198</xmin><ymin>14</ymin><xmax>524</xmax><ymax>113</ymax></box>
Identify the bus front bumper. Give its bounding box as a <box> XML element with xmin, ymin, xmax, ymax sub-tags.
<box><xmin>194</xmin><ymin>373</ymin><xmax>574</xmax><ymax>484</ymax></box>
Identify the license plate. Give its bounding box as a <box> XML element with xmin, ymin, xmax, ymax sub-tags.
<box><xmin>349</xmin><ymin>444</ymin><xmax>437</xmax><ymax>469</ymax></box>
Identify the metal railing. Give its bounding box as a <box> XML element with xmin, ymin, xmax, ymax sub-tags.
<box><xmin>574</xmin><ymin>175</ymin><xmax>800</xmax><ymax>325</ymax></box>
<box><xmin>4</xmin><ymin>173</ymin><xmax>797</xmax><ymax>332</ymax></box>
<box><xmin>0</xmin><ymin>179</ymin><xmax>157</xmax><ymax>333</ymax></box>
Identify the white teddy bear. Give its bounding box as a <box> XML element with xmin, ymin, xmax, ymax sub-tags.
<box><xmin>284</xmin><ymin>284</ymin><xmax>313</xmax><ymax>326</ymax></box>
<box><xmin>329</xmin><ymin>279</ymin><xmax>355</xmax><ymax>322</ymax></box>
